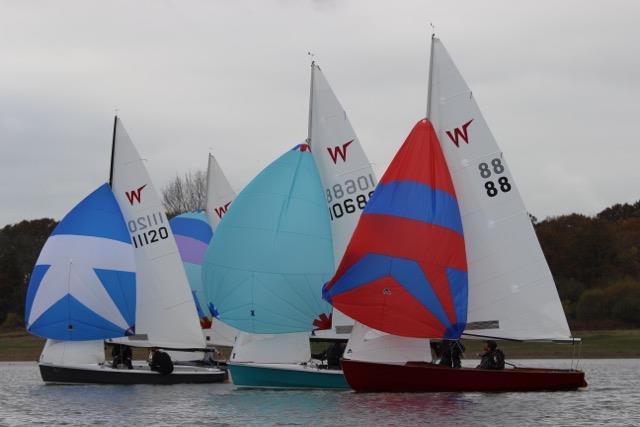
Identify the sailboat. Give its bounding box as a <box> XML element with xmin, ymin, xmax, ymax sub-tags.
<box><xmin>323</xmin><ymin>36</ymin><xmax>587</xmax><ymax>392</ymax></box>
<box><xmin>202</xmin><ymin>144</ymin><xmax>348</xmax><ymax>388</ymax></box>
<box><xmin>168</xmin><ymin>154</ymin><xmax>240</xmax><ymax>350</ymax></box>
<box><xmin>25</xmin><ymin>117</ymin><xmax>226</xmax><ymax>384</ymax></box>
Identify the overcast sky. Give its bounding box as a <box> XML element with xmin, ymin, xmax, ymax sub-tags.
<box><xmin>1</xmin><ymin>0</ymin><xmax>639</xmax><ymax>227</ymax></box>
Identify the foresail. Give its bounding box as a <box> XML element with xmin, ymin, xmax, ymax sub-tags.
<box><xmin>110</xmin><ymin>118</ymin><xmax>205</xmax><ymax>349</ymax></box>
<box><xmin>25</xmin><ymin>184</ymin><xmax>136</xmax><ymax>341</ymax></box>
<box><xmin>324</xmin><ymin>120</ymin><xmax>468</xmax><ymax>339</ymax></box>
<box><xmin>309</xmin><ymin>63</ymin><xmax>378</xmax><ymax>336</ymax></box>
<box><xmin>206</xmin><ymin>154</ymin><xmax>236</xmax><ymax>230</ymax></box>
<box><xmin>429</xmin><ymin>38</ymin><xmax>571</xmax><ymax>340</ymax></box>
<box><xmin>202</xmin><ymin>144</ymin><xmax>334</xmax><ymax>334</ymax></box>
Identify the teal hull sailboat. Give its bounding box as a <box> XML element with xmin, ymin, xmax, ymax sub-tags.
<box><xmin>202</xmin><ymin>144</ymin><xmax>345</xmax><ymax>388</ymax></box>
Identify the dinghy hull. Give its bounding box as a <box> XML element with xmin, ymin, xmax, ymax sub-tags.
<box><xmin>229</xmin><ymin>362</ymin><xmax>349</xmax><ymax>389</ymax></box>
<box><xmin>39</xmin><ymin>363</ymin><xmax>227</xmax><ymax>385</ymax></box>
<box><xmin>341</xmin><ymin>359</ymin><xmax>587</xmax><ymax>392</ymax></box>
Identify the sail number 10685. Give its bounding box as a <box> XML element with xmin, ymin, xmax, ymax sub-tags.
<box><xmin>326</xmin><ymin>173</ymin><xmax>376</xmax><ymax>221</ymax></box>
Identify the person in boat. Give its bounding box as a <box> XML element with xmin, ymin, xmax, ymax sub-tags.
<box><xmin>110</xmin><ymin>344</ymin><xmax>133</xmax><ymax>369</ymax></box>
<box><xmin>149</xmin><ymin>348</ymin><xmax>174</xmax><ymax>375</ymax></box>
<box><xmin>312</xmin><ymin>341</ymin><xmax>346</xmax><ymax>369</ymax></box>
<box><xmin>476</xmin><ymin>340</ymin><xmax>505</xmax><ymax>370</ymax></box>
<box><xmin>438</xmin><ymin>340</ymin><xmax>465</xmax><ymax>368</ymax></box>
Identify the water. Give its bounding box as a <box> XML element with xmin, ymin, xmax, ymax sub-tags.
<box><xmin>0</xmin><ymin>360</ymin><xmax>638</xmax><ymax>427</ymax></box>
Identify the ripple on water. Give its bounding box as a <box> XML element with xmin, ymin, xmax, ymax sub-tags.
<box><xmin>0</xmin><ymin>360</ymin><xmax>639</xmax><ymax>427</ymax></box>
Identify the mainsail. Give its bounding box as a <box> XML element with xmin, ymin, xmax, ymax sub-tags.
<box><xmin>324</xmin><ymin>119</ymin><xmax>468</xmax><ymax>339</ymax></box>
<box><xmin>110</xmin><ymin>118</ymin><xmax>205</xmax><ymax>348</ymax></box>
<box><xmin>206</xmin><ymin>153</ymin><xmax>236</xmax><ymax>230</ymax></box>
<box><xmin>308</xmin><ymin>63</ymin><xmax>377</xmax><ymax>335</ymax></box>
<box><xmin>202</xmin><ymin>144</ymin><xmax>334</xmax><ymax>334</ymax></box>
<box><xmin>25</xmin><ymin>184</ymin><xmax>136</xmax><ymax>340</ymax></box>
<box><xmin>428</xmin><ymin>37</ymin><xmax>571</xmax><ymax>341</ymax></box>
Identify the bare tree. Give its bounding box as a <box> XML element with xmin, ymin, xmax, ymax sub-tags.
<box><xmin>162</xmin><ymin>170</ymin><xmax>207</xmax><ymax>218</ymax></box>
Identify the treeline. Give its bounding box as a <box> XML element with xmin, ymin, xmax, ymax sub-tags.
<box><xmin>1</xmin><ymin>201</ymin><xmax>639</xmax><ymax>329</ymax></box>
<box><xmin>535</xmin><ymin>200</ymin><xmax>640</xmax><ymax>328</ymax></box>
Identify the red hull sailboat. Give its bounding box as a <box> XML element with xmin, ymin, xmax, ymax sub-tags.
<box><xmin>341</xmin><ymin>360</ymin><xmax>587</xmax><ymax>393</ymax></box>
<box><xmin>322</xmin><ymin>35</ymin><xmax>586</xmax><ymax>392</ymax></box>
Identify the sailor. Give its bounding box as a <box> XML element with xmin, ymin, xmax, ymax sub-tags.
<box><xmin>438</xmin><ymin>340</ymin><xmax>465</xmax><ymax>368</ymax></box>
<box><xmin>149</xmin><ymin>348</ymin><xmax>174</xmax><ymax>375</ymax></box>
<box><xmin>477</xmin><ymin>340</ymin><xmax>505</xmax><ymax>370</ymax></box>
<box><xmin>312</xmin><ymin>342</ymin><xmax>346</xmax><ymax>369</ymax></box>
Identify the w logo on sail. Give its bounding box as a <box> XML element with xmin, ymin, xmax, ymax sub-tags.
<box><xmin>327</xmin><ymin>140</ymin><xmax>354</xmax><ymax>164</ymax></box>
<box><xmin>125</xmin><ymin>185</ymin><xmax>146</xmax><ymax>205</ymax></box>
<box><xmin>446</xmin><ymin>119</ymin><xmax>474</xmax><ymax>147</ymax></box>
<box><xmin>214</xmin><ymin>202</ymin><xmax>231</xmax><ymax>219</ymax></box>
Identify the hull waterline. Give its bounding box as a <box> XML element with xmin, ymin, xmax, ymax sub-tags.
<box><xmin>341</xmin><ymin>359</ymin><xmax>587</xmax><ymax>392</ymax></box>
<box><xmin>40</xmin><ymin>363</ymin><xmax>227</xmax><ymax>385</ymax></box>
<box><xmin>229</xmin><ymin>362</ymin><xmax>349</xmax><ymax>389</ymax></box>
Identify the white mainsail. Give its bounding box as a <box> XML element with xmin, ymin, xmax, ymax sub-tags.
<box><xmin>204</xmin><ymin>153</ymin><xmax>239</xmax><ymax>347</ymax></box>
<box><xmin>428</xmin><ymin>37</ymin><xmax>571</xmax><ymax>340</ymax></box>
<box><xmin>110</xmin><ymin>118</ymin><xmax>206</xmax><ymax>349</ymax></box>
<box><xmin>308</xmin><ymin>63</ymin><xmax>378</xmax><ymax>337</ymax></box>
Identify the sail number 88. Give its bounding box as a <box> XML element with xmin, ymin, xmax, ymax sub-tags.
<box><xmin>478</xmin><ymin>158</ymin><xmax>511</xmax><ymax>198</ymax></box>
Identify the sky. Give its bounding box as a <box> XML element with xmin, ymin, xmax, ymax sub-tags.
<box><xmin>1</xmin><ymin>0</ymin><xmax>639</xmax><ymax>227</ymax></box>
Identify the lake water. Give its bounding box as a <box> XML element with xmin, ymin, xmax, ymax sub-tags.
<box><xmin>0</xmin><ymin>359</ymin><xmax>638</xmax><ymax>426</ymax></box>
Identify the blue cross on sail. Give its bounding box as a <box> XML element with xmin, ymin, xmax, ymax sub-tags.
<box><xmin>25</xmin><ymin>184</ymin><xmax>137</xmax><ymax>341</ymax></box>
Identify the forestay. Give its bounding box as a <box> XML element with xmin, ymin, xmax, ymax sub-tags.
<box><xmin>202</xmin><ymin>144</ymin><xmax>333</xmax><ymax>334</ymax></box>
<box><xmin>324</xmin><ymin>120</ymin><xmax>468</xmax><ymax>339</ymax></box>
<box><xmin>25</xmin><ymin>184</ymin><xmax>136</xmax><ymax>340</ymax></box>
<box><xmin>110</xmin><ymin>118</ymin><xmax>205</xmax><ymax>348</ymax></box>
<box><xmin>309</xmin><ymin>63</ymin><xmax>378</xmax><ymax>334</ymax></box>
<box><xmin>428</xmin><ymin>37</ymin><xmax>571</xmax><ymax>340</ymax></box>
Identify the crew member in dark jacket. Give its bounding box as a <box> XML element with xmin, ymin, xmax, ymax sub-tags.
<box><xmin>438</xmin><ymin>340</ymin><xmax>465</xmax><ymax>368</ymax></box>
<box><xmin>477</xmin><ymin>340</ymin><xmax>505</xmax><ymax>370</ymax></box>
<box><xmin>149</xmin><ymin>348</ymin><xmax>174</xmax><ymax>375</ymax></box>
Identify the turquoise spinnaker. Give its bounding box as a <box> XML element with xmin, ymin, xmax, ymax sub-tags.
<box><xmin>202</xmin><ymin>144</ymin><xmax>334</xmax><ymax>334</ymax></box>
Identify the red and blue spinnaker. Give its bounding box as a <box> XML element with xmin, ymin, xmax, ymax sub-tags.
<box><xmin>323</xmin><ymin>119</ymin><xmax>468</xmax><ymax>339</ymax></box>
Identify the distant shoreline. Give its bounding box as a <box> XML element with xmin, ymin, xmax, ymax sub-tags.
<box><xmin>2</xmin><ymin>329</ymin><xmax>639</xmax><ymax>362</ymax></box>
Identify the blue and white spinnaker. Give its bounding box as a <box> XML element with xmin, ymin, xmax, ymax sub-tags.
<box><xmin>25</xmin><ymin>184</ymin><xmax>136</xmax><ymax>341</ymax></box>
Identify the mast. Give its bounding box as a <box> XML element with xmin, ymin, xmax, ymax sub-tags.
<box><xmin>306</xmin><ymin>61</ymin><xmax>315</xmax><ymax>145</ymax></box>
<box><xmin>109</xmin><ymin>115</ymin><xmax>117</xmax><ymax>187</ymax></box>
<box><xmin>426</xmin><ymin>33</ymin><xmax>435</xmax><ymax>119</ymax></box>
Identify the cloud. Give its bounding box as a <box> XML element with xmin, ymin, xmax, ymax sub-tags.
<box><xmin>1</xmin><ymin>0</ymin><xmax>639</xmax><ymax>226</ymax></box>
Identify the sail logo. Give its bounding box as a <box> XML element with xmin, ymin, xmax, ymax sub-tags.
<box><xmin>125</xmin><ymin>184</ymin><xmax>147</xmax><ymax>205</ymax></box>
<box><xmin>446</xmin><ymin>119</ymin><xmax>474</xmax><ymax>147</ymax></box>
<box><xmin>327</xmin><ymin>140</ymin><xmax>354</xmax><ymax>164</ymax></box>
<box><xmin>214</xmin><ymin>201</ymin><xmax>232</xmax><ymax>219</ymax></box>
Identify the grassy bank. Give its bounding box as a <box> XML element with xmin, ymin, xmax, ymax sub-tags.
<box><xmin>2</xmin><ymin>329</ymin><xmax>639</xmax><ymax>362</ymax></box>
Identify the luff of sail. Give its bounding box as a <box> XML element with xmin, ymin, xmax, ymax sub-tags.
<box><xmin>323</xmin><ymin>119</ymin><xmax>468</xmax><ymax>339</ymax></box>
<box><xmin>309</xmin><ymin>63</ymin><xmax>378</xmax><ymax>335</ymax></box>
<box><xmin>202</xmin><ymin>144</ymin><xmax>334</xmax><ymax>334</ymax></box>
<box><xmin>428</xmin><ymin>37</ymin><xmax>571</xmax><ymax>341</ymax></box>
<box><xmin>25</xmin><ymin>184</ymin><xmax>136</xmax><ymax>340</ymax></box>
<box><xmin>110</xmin><ymin>118</ymin><xmax>205</xmax><ymax>349</ymax></box>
